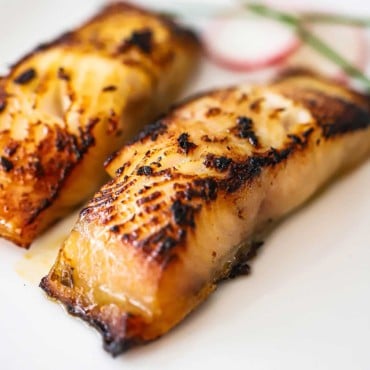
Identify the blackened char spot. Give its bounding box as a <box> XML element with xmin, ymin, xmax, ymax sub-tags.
<box><xmin>245</xmin><ymin>131</ymin><xmax>259</xmax><ymax>147</ymax></box>
<box><xmin>204</xmin><ymin>154</ymin><xmax>232</xmax><ymax>172</ymax></box>
<box><xmin>14</xmin><ymin>68</ymin><xmax>36</xmax><ymax>84</ymax></box>
<box><xmin>151</xmin><ymin>224</ymin><xmax>188</xmax><ymax>259</ymax></box>
<box><xmin>151</xmin><ymin>161</ymin><xmax>162</xmax><ymax>168</ymax></box>
<box><xmin>171</xmin><ymin>200</ymin><xmax>195</xmax><ymax>227</ymax></box>
<box><xmin>137</xmin><ymin>185</ymin><xmax>151</xmax><ymax>195</ymax></box>
<box><xmin>223</xmin><ymin>156</ymin><xmax>267</xmax><ymax>193</ymax></box>
<box><xmin>267</xmin><ymin>147</ymin><xmax>291</xmax><ymax>165</ymax></box>
<box><xmin>237</xmin><ymin>116</ymin><xmax>252</xmax><ymax>130</ymax></box>
<box><xmin>0</xmin><ymin>101</ymin><xmax>6</xmax><ymax>112</ymax></box>
<box><xmin>177</xmin><ymin>133</ymin><xmax>197</xmax><ymax>154</ymax></box>
<box><xmin>0</xmin><ymin>156</ymin><xmax>13</xmax><ymax>172</ymax></box>
<box><xmin>118</xmin><ymin>29</ymin><xmax>153</xmax><ymax>54</ymax></box>
<box><xmin>137</xmin><ymin>166</ymin><xmax>152</xmax><ymax>176</ymax></box>
<box><xmin>55</xmin><ymin>131</ymin><xmax>67</xmax><ymax>151</ymax></box>
<box><xmin>234</xmin><ymin>116</ymin><xmax>259</xmax><ymax>147</ymax></box>
<box><xmin>214</xmin><ymin>156</ymin><xmax>231</xmax><ymax>171</ymax></box>
<box><xmin>110</xmin><ymin>225</ymin><xmax>119</xmax><ymax>233</ymax></box>
<box><xmin>221</xmin><ymin>124</ymin><xmax>315</xmax><ymax>194</ymax></box>
<box><xmin>128</xmin><ymin>119</ymin><xmax>167</xmax><ymax>144</ymax></box>
<box><xmin>75</xmin><ymin>118</ymin><xmax>99</xmax><ymax>157</ymax></box>
<box><xmin>224</xmin><ymin>241</ymin><xmax>264</xmax><ymax>280</ymax></box>
<box><xmin>190</xmin><ymin>178</ymin><xmax>218</xmax><ymax>201</ymax></box>
<box><xmin>245</xmin><ymin>240</ymin><xmax>264</xmax><ymax>260</ymax></box>
<box><xmin>303</xmin><ymin>127</ymin><xmax>314</xmax><ymax>138</ymax></box>
<box><xmin>104</xmin><ymin>337</ymin><xmax>137</xmax><ymax>358</ymax></box>
<box><xmin>227</xmin><ymin>157</ymin><xmax>267</xmax><ymax>192</ymax></box>
<box><xmin>114</xmin><ymin>166</ymin><xmax>124</xmax><ymax>176</ymax></box>
<box><xmin>81</xmin><ymin>133</ymin><xmax>95</xmax><ymax>149</ymax></box>
<box><xmin>228</xmin><ymin>261</ymin><xmax>250</xmax><ymax>279</ymax></box>
<box><xmin>203</xmin><ymin>178</ymin><xmax>218</xmax><ymax>200</ymax></box>
<box><xmin>159</xmin><ymin>237</ymin><xmax>177</xmax><ymax>253</ymax></box>
<box><xmin>287</xmin><ymin>134</ymin><xmax>303</xmax><ymax>145</ymax></box>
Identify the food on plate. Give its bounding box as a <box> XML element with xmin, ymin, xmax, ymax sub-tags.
<box><xmin>41</xmin><ymin>73</ymin><xmax>370</xmax><ymax>355</ymax></box>
<box><xmin>0</xmin><ymin>2</ymin><xmax>200</xmax><ymax>247</ymax></box>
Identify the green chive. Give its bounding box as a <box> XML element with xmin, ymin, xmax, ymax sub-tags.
<box><xmin>302</xmin><ymin>13</ymin><xmax>370</xmax><ymax>27</ymax></box>
<box><xmin>246</xmin><ymin>3</ymin><xmax>370</xmax><ymax>90</ymax></box>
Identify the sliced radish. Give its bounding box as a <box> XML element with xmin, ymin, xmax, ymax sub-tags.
<box><xmin>284</xmin><ymin>23</ymin><xmax>368</xmax><ymax>83</ymax></box>
<box><xmin>203</xmin><ymin>15</ymin><xmax>300</xmax><ymax>72</ymax></box>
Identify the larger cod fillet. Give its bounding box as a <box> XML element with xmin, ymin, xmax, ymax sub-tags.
<box><xmin>41</xmin><ymin>74</ymin><xmax>370</xmax><ymax>355</ymax></box>
<box><xmin>0</xmin><ymin>2</ymin><xmax>199</xmax><ymax>247</ymax></box>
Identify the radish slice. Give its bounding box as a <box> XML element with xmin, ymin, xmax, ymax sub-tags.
<box><xmin>284</xmin><ymin>23</ymin><xmax>368</xmax><ymax>82</ymax></box>
<box><xmin>204</xmin><ymin>16</ymin><xmax>300</xmax><ymax>72</ymax></box>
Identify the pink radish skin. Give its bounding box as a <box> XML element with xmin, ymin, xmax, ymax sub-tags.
<box><xmin>204</xmin><ymin>16</ymin><xmax>301</xmax><ymax>72</ymax></box>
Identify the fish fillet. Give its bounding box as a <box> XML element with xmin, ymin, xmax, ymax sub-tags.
<box><xmin>41</xmin><ymin>74</ymin><xmax>370</xmax><ymax>355</ymax></box>
<box><xmin>0</xmin><ymin>2</ymin><xmax>199</xmax><ymax>247</ymax></box>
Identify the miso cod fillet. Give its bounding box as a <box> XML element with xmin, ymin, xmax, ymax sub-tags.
<box><xmin>0</xmin><ymin>2</ymin><xmax>199</xmax><ymax>247</ymax></box>
<box><xmin>41</xmin><ymin>74</ymin><xmax>370</xmax><ymax>355</ymax></box>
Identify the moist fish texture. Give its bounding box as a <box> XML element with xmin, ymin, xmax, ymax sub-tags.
<box><xmin>41</xmin><ymin>74</ymin><xmax>370</xmax><ymax>355</ymax></box>
<box><xmin>0</xmin><ymin>2</ymin><xmax>200</xmax><ymax>247</ymax></box>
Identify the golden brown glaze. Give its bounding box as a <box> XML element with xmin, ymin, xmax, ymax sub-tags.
<box><xmin>0</xmin><ymin>2</ymin><xmax>200</xmax><ymax>247</ymax></box>
<box><xmin>41</xmin><ymin>75</ymin><xmax>370</xmax><ymax>355</ymax></box>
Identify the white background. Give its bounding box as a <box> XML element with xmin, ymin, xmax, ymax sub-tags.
<box><xmin>0</xmin><ymin>1</ymin><xmax>369</xmax><ymax>369</ymax></box>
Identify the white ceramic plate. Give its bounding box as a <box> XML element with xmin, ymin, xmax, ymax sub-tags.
<box><xmin>0</xmin><ymin>1</ymin><xmax>369</xmax><ymax>369</ymax></box>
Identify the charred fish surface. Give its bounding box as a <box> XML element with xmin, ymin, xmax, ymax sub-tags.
<box><xmin>41</xmin><ymin>75</ymin><xmax>370</xmax><ymax>355</ymax></box>
<box><xmin>0</xmin><ymin>2</ymin><xmax>200</xmax><ymax>247</ymax></box>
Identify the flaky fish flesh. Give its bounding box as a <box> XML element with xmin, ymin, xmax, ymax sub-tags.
<box><xmin>0</xmin><ymin>2</ymin><xmax>199</xmax><ymax>247</ymax></box>
<box><xmin>41</xmin><ymin>74</ymin><xmax>370</xmax><ymax>355</ymax></box>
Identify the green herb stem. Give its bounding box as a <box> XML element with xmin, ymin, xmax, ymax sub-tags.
<box><xmin>247</xmin><ymin>3</ymin><xmax>370</xmax><ymax>90</ymax></box>
<box><xmin>297</xmin><ymin>28</ymin><xmax>370</xmax><ymax>87</ymax></box>
<box><xmin>247</xmin><ymin>3</ymin><xmax>300</xmax><ymax>26</ymax></box>
<box><xmin>302</xmin><ymin>13</ymin><xmax>370</xmax><ymax>27</ymax></box>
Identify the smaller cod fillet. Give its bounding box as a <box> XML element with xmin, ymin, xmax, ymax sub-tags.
<box><xmin>0</xmin><ymin>2</ymin><xmax>199</xmax><ymax>247</ymax></box>
<box><xmin>41</xmin><ymin>75</ymin><xmax>370</xmax><ymax>355</ymax></box>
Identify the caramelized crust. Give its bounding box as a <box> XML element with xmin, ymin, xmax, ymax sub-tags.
<box><xmin>41</xmin><ymin>75</ymin><xmax>370</xmax><ymax>355</ymax></box>
<box><xmin>0</xmin><ymin>2</ymin><xmax>200</xmax><ymax>247</ymax></box>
